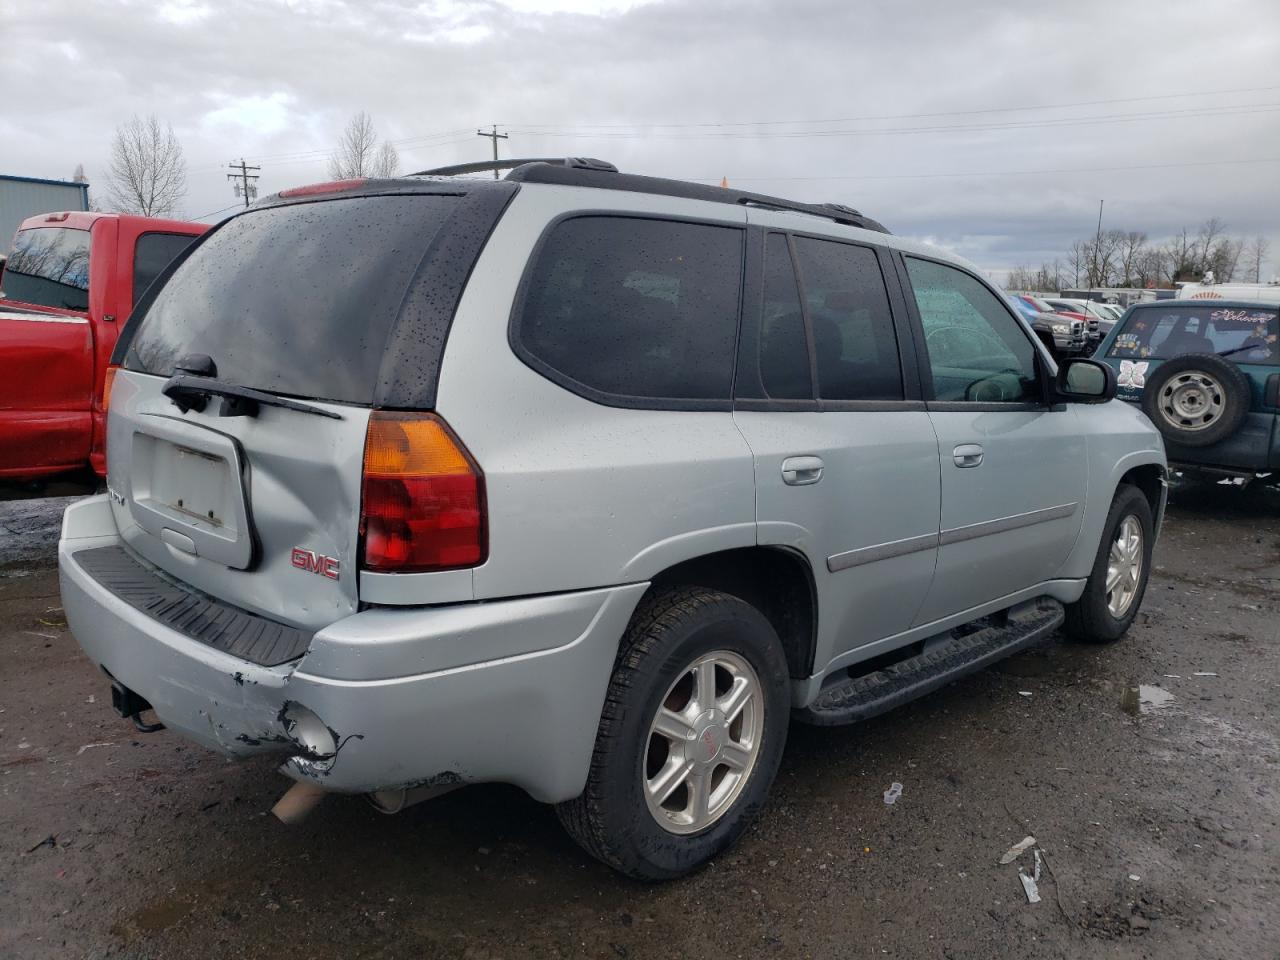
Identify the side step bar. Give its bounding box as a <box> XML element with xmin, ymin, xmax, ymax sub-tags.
<box><xmin>798</xmin><ymin>597</ymin><xmax>1065</xmax><ymax>727</ymax></box>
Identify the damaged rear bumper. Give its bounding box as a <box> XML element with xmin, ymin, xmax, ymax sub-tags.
<box><xmin>59</xmin><ymin>495</ymin><xmax>647</xmax><ymax>803</ymax></box>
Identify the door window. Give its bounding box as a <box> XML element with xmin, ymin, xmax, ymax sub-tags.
<box><xmin>793</xmin><ymin>237</ymin><xmax>903</xmax><ymax>401</ymax></box>
<box><xmin>516</xmin><ymin>216</ymin><xmax>744</xmax><ymax>404</ymax></box>
<box><xmin>905</xmin><ymin>257</ymin><xmax>1039</xmax><ymax>402</ymax></box>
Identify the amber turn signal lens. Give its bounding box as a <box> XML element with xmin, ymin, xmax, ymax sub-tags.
<box><xmin>101</xmin><ymin>365</ymin><xmax>119</xmax><ymax>413</ymax></box>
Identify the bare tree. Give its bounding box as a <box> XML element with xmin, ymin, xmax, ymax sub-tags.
<box><xmin>1115</xmin><ymin>231</ymin><xmax>1147</xmax><ymax>287</ymax></box>
<box><xmin>1195</xmin><ymin>217</ymin><xmax>1227</xmax><ymax>274</ymax></box>
<box><xmin>1244</xmin><ymin>235</ymin><xmax>1271</xmax><ymax>283</ymax></box>
<box><xmin>1068</xmin><ymin>240</ymin><xmax>1086</xmax><ymax>287</ymax></box>
<box><xmin>328</xmin><ymin>112</ymin><xmax>400</xmax><ymax>179</ymax></box>
<box><xmin>1163</xmin><ymin>226</ymin><xmax>1198</xmax><ymax>283</ymax></box>
<box><xmin>105</xmin><ymin>115</ymin><xmax>187</xmax><ymax>217</ymax></box>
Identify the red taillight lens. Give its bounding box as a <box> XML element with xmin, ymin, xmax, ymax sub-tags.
<box><xmin>360</xmin><ymin>413</ymin><xmax>486</xmax><ymax>572</ymax></box>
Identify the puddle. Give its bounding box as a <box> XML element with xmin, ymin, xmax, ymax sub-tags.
<box><xmin>1120</xmin><ymin>683</ymin><xmax>1176</xmax><ymax>716</ymax></box>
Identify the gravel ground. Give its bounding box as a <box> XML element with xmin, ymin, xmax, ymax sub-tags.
<box><xmin>1</xmin><ymin>480</ymin><xmax>1276</xmax><ymax>959</ymax></box>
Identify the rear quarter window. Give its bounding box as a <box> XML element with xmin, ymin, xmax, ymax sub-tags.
<box><xmin>513</xmin><ymin>216</ymin><xmax>744</xmax><ymax>407</ymax></box>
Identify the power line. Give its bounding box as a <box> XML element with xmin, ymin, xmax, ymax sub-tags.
<box><xmin>506</xmin><ymin>102</ymin><xmax>1280</xmax><ymax>142</ymax></box>
<box><xmin>680</xmin><ymin>155</ymin><xmax>1280</xmax><ymax>184</ymax></box>
<box><xmin>192</xmin><ymin>202</ymin><xmax>244</xmax><ymax>221</ymax></box>
<box><xmin>502</xmin><ymin>83</ymin><xmax>1280</xmax><ymax>130</ymax></box>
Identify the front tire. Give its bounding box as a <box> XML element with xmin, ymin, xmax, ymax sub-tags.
<box><xmin>557</xmin><ymin>586</ymin><xmax>790</xmax><ymax>880</ymax></box>
<box><xmin>1064</xmin><ymin>485</ymin><xmax>1154</xmax><ymax>642</ymax></box>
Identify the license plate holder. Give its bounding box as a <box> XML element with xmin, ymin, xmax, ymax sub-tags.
<box><xmin>128</xmin><ymin>417</ymin><xmax>254</xmax><ymax>569</ymax></box>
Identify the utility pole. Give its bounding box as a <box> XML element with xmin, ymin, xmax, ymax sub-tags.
<box><xmin>476</xmin><ymin>126</ymin><xmax>508</xmax><ymax>179</ymax></box>
<box><xmin>227</xmin><ymin>159</ymin><xmax>260</xmax><ymax>207</ymax></box>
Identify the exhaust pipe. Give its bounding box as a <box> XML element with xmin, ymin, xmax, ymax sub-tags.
<box><xmin>271</xmin><ymin>781</ymin><xmax>329</xmax><ymax>824</ymax></box>
<box><xmin>367</xmin><ymin>782</ymin><xmax>461</xmax><ymax>815</ymax></box>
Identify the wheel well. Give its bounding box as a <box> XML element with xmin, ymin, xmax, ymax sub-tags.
<box><xmin>1119</xmin><ymin>464</ymin><xmax>1165</xmax><ymax>519</ymax></box>
<box><xmin>648</xmin><ymin>547</ymin><xmax>817</xmax><ymax>680</ymax></box>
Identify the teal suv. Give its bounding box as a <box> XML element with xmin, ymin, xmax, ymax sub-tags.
<box><xmin>1098</xmin><ymin>299</ymin><xmax>1280</xmax><ymax>478</ymax></box>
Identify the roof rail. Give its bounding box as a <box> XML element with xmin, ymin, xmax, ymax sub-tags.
<box><xmin>410</xmin><ymin>157</ymin><xmax>890</xmax><ymax>234</ymax></box>
<box><xmin>410</xmin><ymin>157</ymin><xmax>618</xmax><ymax>177</ymax></box>
<box><xmin>503</xmin><ymin>163</ymin><xmax>890</xmax><ymax>234</ymax></box>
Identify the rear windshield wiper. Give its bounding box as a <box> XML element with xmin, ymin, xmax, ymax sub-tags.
<box><xmin>162</xmin><ymin>374</ymin><xmax>343</xmax><ymax>420</ymax></box>
<box><xmin>1216</xmin><ymin>344</ymin><xmax>1271</xmax><ymax>359</ymax></box>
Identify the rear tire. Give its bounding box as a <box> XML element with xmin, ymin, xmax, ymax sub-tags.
<box><xmin>557</xmin><ymin>586</ymin><xmax>790</xmax><ymax>880</ymax></box>
<box><xmin>1064</xmin><ymin>485</ymin><xmax>1154</xmax><ymax>643</ymax></box>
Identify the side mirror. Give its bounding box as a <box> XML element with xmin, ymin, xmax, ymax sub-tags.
<box><xmin>1056</xmin><ymin>358</ymin><xmax>1116</xmax><ymax>404</ymax></box>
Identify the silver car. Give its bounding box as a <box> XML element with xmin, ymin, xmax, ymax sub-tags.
<box><xmin>59</xmin><ymin>159</ymin><xmax>1167</xmax><ymax>879</ymax></box>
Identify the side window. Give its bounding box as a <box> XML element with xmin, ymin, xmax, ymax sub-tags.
<box><xmin>792</xmin><ymin>237</ymin><xmax>903</xmax><ymax>401</ymax></box>
<box><xmin>904</xmin><ymin>257</ymin><xmax>1038</xmax><ymax>403</ymax></box>
<box><xmin>133</xmin><ymin>232</ymin><xmax>198</xmax><ymax>307</ymax></box>
<box><xmin>516</xmin><ymin>217</ymin><xmax>743</xmax><ymax>403</ymax></box>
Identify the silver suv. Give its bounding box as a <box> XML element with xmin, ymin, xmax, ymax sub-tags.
<box><xmin>59</xmin><ymin>159</ymin><xmax>1167</xmax><ymax>879</ymax></box>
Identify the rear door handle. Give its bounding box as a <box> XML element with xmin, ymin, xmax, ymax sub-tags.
<box><xmin>952</xmin><ymin>444</ymin><xmax>984</xmax><ymax>468</ymax></box>
<box><xmin>782</xmin><ymin>456</ymin><xmax>824</xmax><ymax>485</ymax></box>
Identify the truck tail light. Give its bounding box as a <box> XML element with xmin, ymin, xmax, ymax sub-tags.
<box><xmin>360</xmin><ymin>413</ymin><xmax>486</xmax><ymax>572</ymax></box>
<box><xmin>101</xmin><ymin>365</ymin><xmax>119</xmax><ymax>412</ymax></box>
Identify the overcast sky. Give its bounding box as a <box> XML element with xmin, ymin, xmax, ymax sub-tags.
<box><xmin>3</xmin><ymin>0</ymin><xmax>1279</xmax><ymax>280</ymax></box>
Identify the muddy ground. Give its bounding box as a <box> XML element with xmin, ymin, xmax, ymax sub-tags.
<box><xmin>1</xmin><ymin>481</ymin><xmax>1277</xmax><ymax>959</ymax></box>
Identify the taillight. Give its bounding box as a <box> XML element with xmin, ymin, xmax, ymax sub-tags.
<box><xmin>101</xmin><ymin>365</ymin><xmax>119</xmax><ymax>412</ymax></box>
<box><xmin>360</xmin><ymin>412</ymin><xmax>486</xmax><ymax>572</ymax></box>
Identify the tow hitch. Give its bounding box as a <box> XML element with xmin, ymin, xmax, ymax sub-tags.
<box><xmin>109</xmin><ymin>679</ymin><xmax>166</xmax><ymax>734</ymax></box>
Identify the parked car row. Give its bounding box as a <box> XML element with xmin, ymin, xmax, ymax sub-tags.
<box><xmin>52</xmin><ymin>159</ymin><xmax>1168</xmax><ymax>880</ymax></box>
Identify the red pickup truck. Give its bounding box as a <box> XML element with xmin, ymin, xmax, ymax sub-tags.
<box><xmin>0</xmin><ymin>211</ymin><xmax>206</xmax><ymax>481</ymax></box>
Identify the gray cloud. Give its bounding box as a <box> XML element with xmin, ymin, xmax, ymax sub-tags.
<box><xmin>3</xmin><ymin>0</ymin><xmax>1278</xmax><ymax>278</ymax></box>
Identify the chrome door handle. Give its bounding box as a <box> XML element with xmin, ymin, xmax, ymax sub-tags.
<box><xmin>782</xmin><ymin>456</ymin><xmax>824</xmax><ymax>485</ymax></box>
<box><xmin>952</xmin><ymin>444</ymin><xmax>984</xmax><ymax>468</ymax></box>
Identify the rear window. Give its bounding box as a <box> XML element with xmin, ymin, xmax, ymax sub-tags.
<box><xmin>514</xmin><ymin>216</ymin><xmax>744</xmax><ymax>406</ymax></box>
<box><xmin>1109</xmin><ymin>305</ymin><xmax>1279</xmax><ymax>365</ymax></box>
<box><xmin>124</xmin><ymin>195</ymin><xmax>462</xmax><ymax>404</ymax></box>
<box><xmin>1</xmin><ymin>227</ymin><xmax>91</xmax><ymax>311</ymax></box>
<box><xmin>132</xmin><ymin>232</ymin><xmax>198</xmax><ymax>307</ymax></box>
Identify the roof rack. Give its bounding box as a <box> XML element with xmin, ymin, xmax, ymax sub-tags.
<box><xmin>409</xmin><ymin>157</ymin><xmax>618</xmax><ymax>177</ymax></box>
<box><xmin>412</xmin><ymin>157</ymin><xmax>889</xmax><ymax>234</ymax></box>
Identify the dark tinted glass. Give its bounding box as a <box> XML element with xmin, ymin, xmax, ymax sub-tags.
<box><xmin>737</xmin><ymin>233</ymin><xmax>812</xmax><ymax>401</ymax></box>
<box><xmin>132</xmin><ymin>232</ymin><xmax>198</xmax><ymax>307</ymax></box>
<box><xmin>517</xmin><ymin>217</ymin><xmax>743</xmax><ymax>402</ymax></box>
<box><xmin>905</xmin><ymin>257</ymin><xmax>1037</xmax><ymax>402</ymax></box>
<box><xmin>1109</xmin><ymin>304</ymin><xmax>1278</xmax><ymax>364</ymax></box>
<box><xmin>2</xmin><ymin>227</ymin><xmax>90</xmax><ymax>311</ymax></box>
<box><xmin>126</xmin><ymin>196</ymin><xmax>459</xmax><ymax>404</ymax></box>
<box><xmin>793</xmin><ymin>237</ymin><xmax>902</xmax><ymax>401</ymax></box>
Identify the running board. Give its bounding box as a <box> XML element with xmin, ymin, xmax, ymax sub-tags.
<box><xmin>798</xmin><ymin>597</ymin><xmax>1065</xmax><ymax>726</ymax></box>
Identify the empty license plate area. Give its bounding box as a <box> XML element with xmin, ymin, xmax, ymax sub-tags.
<box><xmin>129</xmin><ymin>423</ymin><xmax>254</xmax><ymax>569</ymax></box>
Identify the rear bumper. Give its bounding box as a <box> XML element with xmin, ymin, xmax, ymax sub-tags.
<box><xmin>1122</xmin><ymin>404</ymin><xmax>1280</xmax><ymax>472</ymax></box>
<box><xmin>59</xmin><ymin>495</ymin><xmax>647</xmax><ymax>802</ymax></box>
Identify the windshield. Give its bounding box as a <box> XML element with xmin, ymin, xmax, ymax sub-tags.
<box><xmin>1</xmin><ymin>227</ymin><xmax>91</xmax><ymax>311</ymax></box>
<box><xmin>1109</xmin><ymin>305</ymin><xmax>1279</xmax><ymax>365</ymax></box>
<box><xmin>124</xmin><ymin>194</ymin><xmax>462</xmax><ymax>404</ymax></box>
